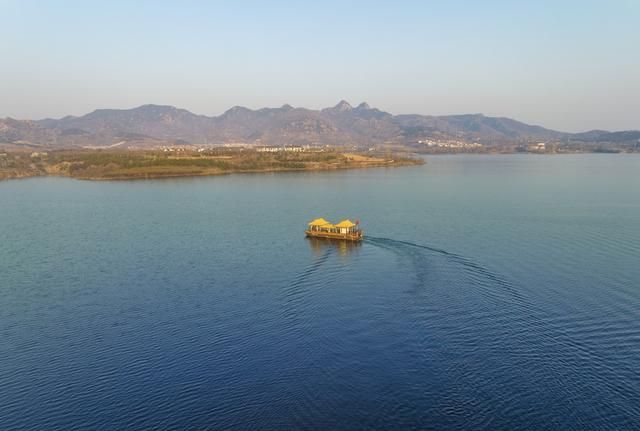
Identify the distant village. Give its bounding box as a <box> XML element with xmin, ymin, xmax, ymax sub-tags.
<box><xmin>417</xmin><ymin>139</ymin><xmax>484</xmax><ymax>150</ymax></box>
<box><xmin>161</xmin><ymin>144</ymin><xmax>332</xmax><ymax>154</ymax></box>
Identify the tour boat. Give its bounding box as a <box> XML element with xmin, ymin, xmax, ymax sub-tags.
<box><xmin>305</xmin><ymin>218</ymin><xmax>363</xmax><ymax>241</ymax></box>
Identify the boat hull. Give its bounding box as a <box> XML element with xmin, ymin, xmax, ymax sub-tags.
<box><xmin>305</xmin><ymin>230</ymin><xmax>363</xmax><ymax>241</ymax></box>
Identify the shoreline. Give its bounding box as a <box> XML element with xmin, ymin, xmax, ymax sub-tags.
<box><xmin>72</xmin><ymin>161</ymin><xmax>422</xmax><ymax>181</ymax></box>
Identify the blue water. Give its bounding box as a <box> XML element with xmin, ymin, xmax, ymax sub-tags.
<box><xmin>1</xmin><ymin>155</ymin><xmax>639</xmax><ymax>429</ymax></box>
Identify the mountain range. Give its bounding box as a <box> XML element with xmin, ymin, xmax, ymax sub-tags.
<box><xmin>1</xmin><ymin>101</ymin><xmax>639</xmax><ymax>149</ymax></box>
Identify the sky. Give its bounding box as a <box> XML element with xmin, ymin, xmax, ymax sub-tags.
<box><xmin>1</xmin><ymin>0</ymin><xmax>638</xmax><ymax>132</ymax></box>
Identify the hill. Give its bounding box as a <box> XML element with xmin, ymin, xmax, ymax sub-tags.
<box><xmin>1</xmin><ymin>102</ymin><xmax>638</xmax><ymax>150</ymax></box>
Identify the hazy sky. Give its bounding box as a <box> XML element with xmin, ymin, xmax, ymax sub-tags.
<box><xmin>1</xmin><ymin>0</ymin><xmax>638</xmax><ymax>132</ymax></box>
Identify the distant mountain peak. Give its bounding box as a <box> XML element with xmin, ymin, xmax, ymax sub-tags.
<box><xmin>280</xmin><ymin>104</ymin><xmax>294</xmax><ymax>110</ymax></box>
<box><xmin>135</xmin><ymin>104</ymin><xmax>177</xmax><ymax>112</ymax></box>
<box><xmin>356</xmin><ymin>102</ymin><xmax>371</xmax><ymax>110</ymax></box>
<box><xmin>333</xmin><ymin>100</ymin><xmax>353</xmax><ymax>111</ymax></box>
<box><xmin>223</xmin><ymin>105</ymin><xmax>252</xmax><ymax>116</ymax></box>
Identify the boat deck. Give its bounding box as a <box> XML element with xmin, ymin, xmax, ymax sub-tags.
<box><xmin>305</xmin><ymin>229</ymin><xmax>363</xmax><ymax>241</ymax></box>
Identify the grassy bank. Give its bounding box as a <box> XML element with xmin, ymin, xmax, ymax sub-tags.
<box><xmin>0</xmin><ymin>149</ymin><xmax>423</xmax><ymax>181</ymax></box>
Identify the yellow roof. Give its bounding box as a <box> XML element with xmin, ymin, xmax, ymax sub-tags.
<box><xmin>322</xmin><ymin>223</ymin><xmax>336</xmax><ymax>229</ymax></box>
<box><xmin>309</xmin><ymin>218</ymin><xmax>330</xmax><ymax>227</ymax></box>
<box><xmin>335</xmin><ymin>220</ymin><xmax>356</xmax><ymax>228</ymax></box>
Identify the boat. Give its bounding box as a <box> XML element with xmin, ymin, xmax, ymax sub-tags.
<box><xmin>305</xmin><ymin>218</ymin><xmax>363</xmax><ymax>241</ymax></box>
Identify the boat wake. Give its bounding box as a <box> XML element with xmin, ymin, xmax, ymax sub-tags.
<box><xmin>274</xmin><ymin>235</ymin><xmax>618</xmax><ymax>427</ymax></box>
<box><xmin>281</xmin><ymin>247</ymin><xmax>336</xmax><ymax>318</ymax></box>
<box><xmin>365</xmin><ymin>235</ymin><xmax>526</xmax><ymax>304</ymax></box>
<box><xmin>288</xmin><ymin>248</ymin><xmax>333</xmax><ymax>289</ymax></box>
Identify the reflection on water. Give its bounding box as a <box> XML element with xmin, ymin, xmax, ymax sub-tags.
<box><xmin>306</xmin><ymin>236</ymin><xmax>362</xmax><ymax>259</ymax></box>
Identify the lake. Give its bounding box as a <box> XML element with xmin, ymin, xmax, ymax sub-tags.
<box><xmin>1</xmin><ymin>154</ymin><xmax>639</xmax><ymax>430</ymax></box>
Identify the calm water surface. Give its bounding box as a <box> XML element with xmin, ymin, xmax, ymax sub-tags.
<box><xmin>1</xmin><ymin>155</ymin><xmax>639</xmax><ymax>429</ymax></box>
